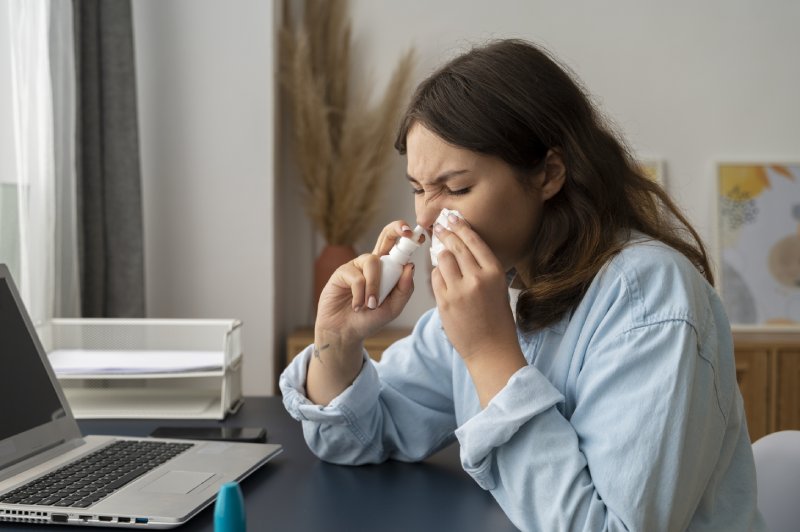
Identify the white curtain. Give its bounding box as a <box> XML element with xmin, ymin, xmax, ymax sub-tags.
<box><xmin>7</xmin><ymin>0</ymin><xmax>79</xmax><ymax>324</ymax></box>
<box><xmin>0</xmin><ymin>2</ymin><xmax>21</xmax><ymax>278</ymax></box>
<box><xmin>49</xmin><ymin>0</ymin><xmax>80</xmax><ymax>318</ymax></box>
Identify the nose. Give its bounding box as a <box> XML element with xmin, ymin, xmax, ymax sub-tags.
<box><xmin>416</xmin><ymin>200</ymin><xmax>443</xmax><ymax>235</ymax></box>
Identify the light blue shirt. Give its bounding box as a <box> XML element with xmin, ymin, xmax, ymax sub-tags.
<box><xmin>280</xmin><ymin>238</ymin><xmax>766</xmax><ymax>531</ymax></box>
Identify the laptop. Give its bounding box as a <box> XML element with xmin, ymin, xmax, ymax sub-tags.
<box><xmin>0</xmin><ymin>264</ymin><xmax>282</xmax><ymax>528</ymax></box>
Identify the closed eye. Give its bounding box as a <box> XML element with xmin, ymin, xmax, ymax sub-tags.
<box><xmin>407</xmin><ymin>170</ymin><xmax>472</xmax><ymax>198</ymax></box>
<box><xmin>412</xmin><ymin>187</ymin><xmax>471</xmax><ymax>196</ymax></box>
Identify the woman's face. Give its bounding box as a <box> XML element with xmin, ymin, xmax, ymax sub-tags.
<box><xmin>405</xmin><ymin>123</ymin><xmax>545</xmax><ymax>272</ymax></box>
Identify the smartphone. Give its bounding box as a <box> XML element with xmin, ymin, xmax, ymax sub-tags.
<box><xmin>149</xmin><ymin>426</ymin><xmax>267</xmax><ymax>443</ymax></box>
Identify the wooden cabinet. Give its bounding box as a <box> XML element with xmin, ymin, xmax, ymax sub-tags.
<box><xmin>734</xmin><ymin>347</ymin><xmax>771</xmax><ymax>441</ymax></box>
<box><xmin>733</xmin><ymin>329</ymin><xmax>800</xmax><ymax>442</ymax></box>
<box><xmin>775</xmin><ymin>345</ymin><xmax>800</xmax><ymax>431</ymax></box>
<box><xmin>285</xmin><ymin>327</ymin><xmax>412</xmax><ymax>365</ymax></box>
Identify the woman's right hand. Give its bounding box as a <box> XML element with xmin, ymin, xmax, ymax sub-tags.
<box><xmin>308</xmin><ymin>221</ymin><xmax>420</xmax><ymax>404</ymax></box>
<box><xmin>316</xmin><ymin>220</ymin><xmax>420</xmax><ymax>341</ymax></box>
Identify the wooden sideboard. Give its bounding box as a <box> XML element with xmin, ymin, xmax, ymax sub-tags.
<box><xmin>733</xmin><ymin>328</ymin><xmax>800</xmax><ymax>442</ymax></box>
<box><xmin>285</xmin><ymin>327</ymin><xmax>412</xmax><ymax>365</ymax></box>
<box><xmin>284</xmin><ymin>326</ymin><xmax>800</xmax><ymax>442</ymax></box>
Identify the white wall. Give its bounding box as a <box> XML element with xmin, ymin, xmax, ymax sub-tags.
<box><xmin>132</xmin><ymin>0</ymin><xmax>277</xmax><ymax>395</ymax></box>
<box><xmin>278</xmin><ymin>0</ymin><xmax>800</xmax><ymax>341</ymax></box>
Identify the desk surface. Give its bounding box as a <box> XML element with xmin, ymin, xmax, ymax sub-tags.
<box><xmin>14</xmin><ymin>397</ymin><xmax>516</xmax><ymax>532</ymax></box>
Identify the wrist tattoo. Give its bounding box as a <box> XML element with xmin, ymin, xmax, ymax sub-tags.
<box><xmin>312</xmin><ymin>343</ymin><xmax>331</xmax><ymax>364</ymax></box>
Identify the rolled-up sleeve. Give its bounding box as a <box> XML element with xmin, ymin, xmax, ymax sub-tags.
<box><xmin>280</xmin><ymin>347</ymin><xmax>378</xmax><ymax>426</ymax></box>
<box><xmin>279</xmin><ymin>310</ymin><xmax>458</xmax><ymax>465</ymax></box>
<box><xmin>455</xmin><ymin>364</ymin><xmax>564</xmax><ymax>490</ymax></box>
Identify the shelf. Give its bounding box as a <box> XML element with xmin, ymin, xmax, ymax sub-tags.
<box><xmin>37</xmin><ymin>319</ymin><xmax>244</xmax><ymax>420</ymax></box>
<box><xmin>61</xmin><ymin>387</ymin><xmax>227</xmax><ymax>419</ymax></box>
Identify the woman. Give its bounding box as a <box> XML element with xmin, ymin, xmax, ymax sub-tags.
<box><xmin>280</xmin><ymin>39</ymin><xmax>764</xmax><ymax>531</ymax></box>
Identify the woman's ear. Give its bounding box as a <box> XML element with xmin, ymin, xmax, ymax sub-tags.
<box><xmin>541</xmin><ymin>148</ymin><xmax>566</xmax><ymax>201</ymax></box>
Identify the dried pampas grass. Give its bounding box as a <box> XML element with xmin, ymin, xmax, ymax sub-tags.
<box><xmin>280</xmin><ymin>0</ymin><xmax>415</xmax><ymax>245</ymax></box>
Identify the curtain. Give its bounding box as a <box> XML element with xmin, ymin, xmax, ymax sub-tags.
<box><xmin>8</xmin><ymin>0</ymin><xmax>56</xmax><ymax>325</ymax></box>
<box><xmin>50</xmin><ymin>0</ymin><xmax>81</xmax><ymax>317</ymax></box>
<box><xmin>73</xmin><ymin>0</ymin><xmax>145</xmax><ymax>318</ymax></box>
<box><xmin>0</xmin><ymin>4</ymin><xmax>21</xmax><ymax>282</ymax></box>
<box><xmin>6</xmin><ymin>0</ymin><xmax>80</xmax><ymax>322</ymax></box>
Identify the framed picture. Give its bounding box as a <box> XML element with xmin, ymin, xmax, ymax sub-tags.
<box><xmin>716</xmin><ymin>163</ymin><xmax>800</xmax><ymax>326</ymax></box>
<box><xmin>640</xmin><ymin>159</ymin><xmax>665</xmax><ymax>185</ymax></box>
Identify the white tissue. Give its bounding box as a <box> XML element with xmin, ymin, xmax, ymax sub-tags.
<box><xmin>430</xmin><ymin>208</ymin><xmax>465</xmax><ymax>266</ymax></box>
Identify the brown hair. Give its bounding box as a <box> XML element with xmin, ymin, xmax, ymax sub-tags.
<box><xmin>395</xmin><ymin>39</ymin><xmax>713</xmax><ymax>332</ymax></box>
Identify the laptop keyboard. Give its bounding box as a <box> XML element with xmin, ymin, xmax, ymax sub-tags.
<box><xmin>0</xmin><ymin>440</ymin><xmax>193</xmax><ymax>508</ymax></box>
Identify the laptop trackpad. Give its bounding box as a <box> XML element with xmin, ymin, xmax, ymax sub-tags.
<box><xmin>139</xmin><ymin>471</ymin><xmax>215</xmax><ymax>494</ymax></box>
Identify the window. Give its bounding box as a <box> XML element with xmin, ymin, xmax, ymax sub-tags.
<box><xmin>0</xmin><ymin>4</ymin><xmax>21</xmax><ymax>282</ymax></box>
<box><xmin>0</xmin><ymin>184</ymin><xmax>20</xmax><ymax>279</ymax></box>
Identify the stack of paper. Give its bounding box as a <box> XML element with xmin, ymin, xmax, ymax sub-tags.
<box><xmin>48</xmin><ymin>349</ymin><xmax>225</xmax><ymax>375</ymax></box>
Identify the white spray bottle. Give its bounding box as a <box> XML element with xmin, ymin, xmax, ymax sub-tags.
<box><xmin>377</xmin><ymin>225</ymin><xmax>425</xmax><ymax>306</ymax></box>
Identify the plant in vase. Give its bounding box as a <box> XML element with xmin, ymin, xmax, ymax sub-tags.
<box><xmin>279</xmin><ymin>0</ymin><xmax>415</xmax><ymax>306</ymax></box>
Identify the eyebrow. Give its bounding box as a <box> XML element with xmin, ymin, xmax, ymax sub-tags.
<box><xmin>405</xmin><ymin>169</ymin><xmax>470</xmax><ymax>185</ymax></box>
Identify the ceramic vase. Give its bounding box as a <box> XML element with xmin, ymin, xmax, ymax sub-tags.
<box><xmin>314</xmin><ymin>244</ymin><xmax>357</xmax><ymax>308</ymax></box>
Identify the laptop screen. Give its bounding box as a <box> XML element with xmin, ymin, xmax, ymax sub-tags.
<box><xmin>0</xmin><ymin>277</ymin><xmax>66</xmax><ymax>441</ymax></box>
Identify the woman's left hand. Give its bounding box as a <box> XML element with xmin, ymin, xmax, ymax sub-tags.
<box><xmin>431</xmin><ymin>215</ymin><xmax>525</xmax><ymax>374</ymax></box>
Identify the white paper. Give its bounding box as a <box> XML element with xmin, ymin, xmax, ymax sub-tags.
<box><xmin>48</xmin><ymin>349</ymin><xmax>225</xmax><ymax>375</ymax></box>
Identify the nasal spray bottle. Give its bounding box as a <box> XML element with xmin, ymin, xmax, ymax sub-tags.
<box><xmin>377</xmin><ymin>225</ymin><xmax>425</xmax><ymax>306</ymax></box>
<box><xmin>214</xmin><ymin>482</ymin><xmax>246</xmax><ymax>532</ymax></box>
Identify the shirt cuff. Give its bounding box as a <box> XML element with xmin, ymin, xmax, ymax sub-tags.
<box><xmin>279</xmin><ymin>343</ymin><xmax>380</xmax><ymax>424</ymax></box>
<box><xmin>455</xmin><ymin>364</ymin><xmax>564</xmax><ymax>489</ymax></box>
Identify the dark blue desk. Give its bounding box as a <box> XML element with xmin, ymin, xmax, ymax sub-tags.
<box><xmin>9</xmin><ymin>397</ymin><xmax>516</xmax><ymax>531</ymax></box>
